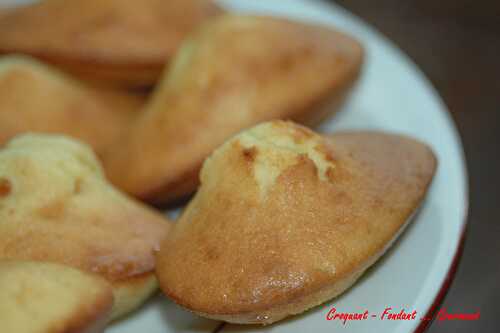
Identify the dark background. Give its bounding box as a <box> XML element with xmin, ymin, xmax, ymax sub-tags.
<box><xmin>333</xmin><ymin>0</ymin><xmax>500</xmax><ymax>332</ymax></box>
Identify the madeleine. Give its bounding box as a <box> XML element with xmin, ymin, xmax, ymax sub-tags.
<box><xmin>0</xmin><ymin>0</ymin><xmax>223</xmax><ymax>86</ymax></box>
<box><xmin>156</xmin><ymin>121</ymin><xmax>436</xmax><ymax>324</ymax></box>
<box><xmin>104</xmin><ymin>15</ymin><xmax>364</xmax><ymax>204</ymax></box>
<box><xmin>0</xmin><ymin>134</ymin><xmax>172</xmax><ymax>320</ymax></box>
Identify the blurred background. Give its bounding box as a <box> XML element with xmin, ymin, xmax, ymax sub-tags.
<box><xmin>333</xmin><ymin>0</ymin><xmax>499</xmax><ymax>332</ymax></box>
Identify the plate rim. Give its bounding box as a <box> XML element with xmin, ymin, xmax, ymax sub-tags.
<box><xmin>315</xmin><ymin>1</ymin><xmax>471</xmax><ymax>332</ymax></box>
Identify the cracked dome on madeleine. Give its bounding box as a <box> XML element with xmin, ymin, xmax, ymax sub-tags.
<box><xmin>156</xmin><ymin>120</ymin><xmax>437</xmax><ymax>324</ymax></box>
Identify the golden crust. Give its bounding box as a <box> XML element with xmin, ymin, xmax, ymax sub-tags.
<box><xmin>156</xmin><ymin>121</ymin><xmax>437</xmax><ymax>324</ymax></box>
<box><xmin>0</xmin><ymin>0</ymin><xmax>223</xmax><ymax>86</ymax></box>
<box><xmin>0</xmin><ymin>55</ymin><xmax>143</xmax><ymax>157</ymax></box>
<box><xmin>103</xmin><ymin>15</ymin><xmax>364</xmax><ymax>204</ymax></box>
<box><xmin>0</xmin><ymin>260</ymin><xmax>113</xmax><ymax>333</ymax></box>
<box><xmin>0</xmin><ymin>134</ymin><xmax>172</xmax><ymax>319</ymax></box>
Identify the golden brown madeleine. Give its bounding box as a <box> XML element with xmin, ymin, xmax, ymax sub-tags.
<box><xmin>0</xmin><ymin>0</ymin><xmax>223</xmax><ymax>86</ymax></box>
<box><xmin>0</xmin><ymin>260</ymin><xmax>113</xmax><ymax>333</ymax></box>
<box><xmin>156</xmin><ymin>121</ymin><xmax>437</xmax><ymax>324</ymax></box>
<box><xmin>103</xmin><ymin>15</ymin><xmax>364</xmax><ymax>204</ymax></box>
<box><xmin>0</xmin><ymin>134</ymin><xmax>172</xmax><ymax>320</ymax></box>
<box><xmin>0</xmin><ymin>55</ymin><xmax>143</xmax><ymax>157</ymax></box>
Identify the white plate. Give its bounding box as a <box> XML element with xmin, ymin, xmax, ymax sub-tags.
<box><xmin>111</xmin><ymin>1</ymin><xmax>468</xmax><ymax>332</ymax></box>
<box><xmin>1</xmin><ymin>0</ymin><xmax>468</xmax><ymax>332</ymax></box>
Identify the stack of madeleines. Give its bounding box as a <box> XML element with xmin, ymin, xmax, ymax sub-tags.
<box><xmin>0</xmin><ymin>0</ymin><xmax>437</xmax><ymax>332</ymax></box>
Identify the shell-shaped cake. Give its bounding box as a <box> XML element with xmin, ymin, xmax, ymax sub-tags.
<box><xmin>0</xmin><ymin>0</ymin><xmax>223</xmax><ymax>86</ymax></box>
<box><xmin>0</xmin><ymin>134</ymin><xmax>171</xmax><ymax>320</ymax></box>
<box><xmin>104</xmin><ymin>15</ymin><xmax>364</xmax><ymax>204</ymax></box>
<box><xmin>156</xmin><ymin>121</ymin><xmax>436</xmax><ymax>324</ymax></box>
